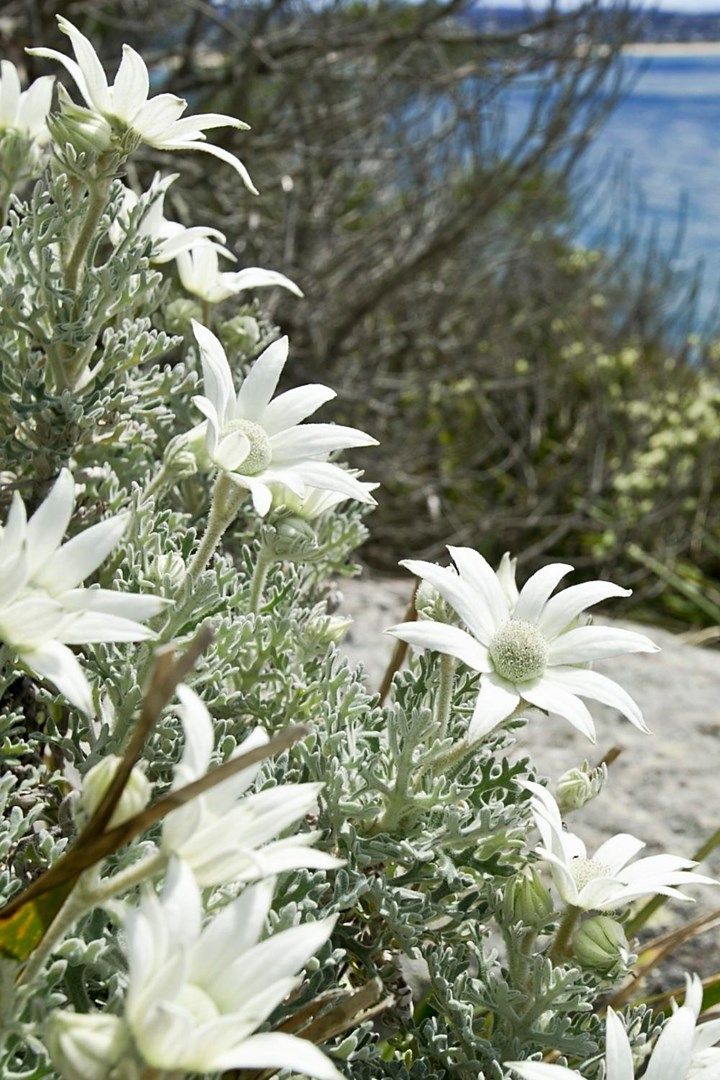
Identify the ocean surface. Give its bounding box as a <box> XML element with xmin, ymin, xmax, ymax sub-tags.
<box><xmin>511</xmin><ymin>55</ymin><xmax>720</xmax><ymax>325</ymax></box>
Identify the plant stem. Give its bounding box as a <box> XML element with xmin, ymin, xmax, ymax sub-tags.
<box><xmin>17</xmin><ymin>885</ymin><xmax>88</xmax><ymax>988</ymax></box>
<box><xmin>140</xmin><ymin>463</ymin><xmax>171</xmax><ymax>506</ymax></box>
<box><xmin>435</xmin><ymin>655</ymin><xmax>456</xmax><ymax>741</ymax></box>
<box><xmin>64</xmin><ymin>176</ymin><xmax>111</xmax><ymax>291</ymax></box>
<box><xmin>89</xmin><ymin>850</ymin><xmax>166</xmax><ymax>906</ymax></box>
<box><xmin>186</xmin><ymin>473</ymin><xmax>243</xmax><ymax>583</ymax></box>
<box><xmin>548</xmin><ymin>905</ymin><xmax>581</xmax><ymax>963</ymax></box>
<box><xmin>248</xmin><ymin>544</ymin><xmax>274</xmax><ymax>614</ymax></box>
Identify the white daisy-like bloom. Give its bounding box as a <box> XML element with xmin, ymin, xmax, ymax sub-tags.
<box><xmin>0</xmin><ymin>60</ymin><xmax>54</xmax><ymax>143</ymax></box>
<box><xmin>161</xmin><ymin>685</ymin><xmax>344</xmax><ymax>887</ymax></box>
<box><xmin>507</xmin><ymin>975</ymin><xmax>720</xmax><ymax>1079</ymax></box>
<box><xmin>524</xmin><ymin>782</ymin><xmax>716</xmax><ymax>913</ymax></box>
<box><xmin>48</xmin><ymin>861</ymin><xmax>344</xmax><ymax>1078</ymax></box>
<box><xmin>187</xmin><ymin>320</ymin><xmax>377</xmax><ymax>516</ymax></box>
<box><xmin>109</xmin><ymin>172</ymin><xmax>230</xmax><ymax>265</ymax></box>
<box><xmin>28</xmin><ymin>16</ymin><xmax>257</xmax><ymax>192</ymax></box>
<box><xmin>387</xmin><ymin>547</ymin><xmax>659</xmax><ymax>744</ymax></box>
<box><xmin>125</xmin><ymin>859</ymin><xmax>344</xmax><ymax>1077</ymax></box>
<box><xmin>0</xmin><ymin>470</ymin><xmax>167</xmax><ymax>715</ymax></box>
<box><xmin>176</xmin><ymin>240</ymin><xmax>303</xmax><ymax>304</ymax></box>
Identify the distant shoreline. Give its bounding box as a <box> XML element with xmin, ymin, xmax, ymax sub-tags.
<box><xmin>622</xmin><ymin>41</ymin><xmax>720</xmax><ymax>56</ymax></box>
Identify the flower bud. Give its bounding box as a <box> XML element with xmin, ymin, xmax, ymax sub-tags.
<box><xmin>503</xmin><ymin>870</ymin><xmax>554</xmax><ymax>929</ymax></box>
<box><xmin>271</xmin><ymin>515</ymin><xmax>320</xmax><ymax>560</ymax></box>
<box><xmin>556</xmin><ymin>761</ymin><xmax>606</xmax><ymax>814</ymax></box>
<box><xmin>415</xmin><ymin>580</ymin><xmax>454</xmax><ymax>623</ymax></box>
<box><xmin>164</xmin><ymin>297</ymin><xmax>203</xmax><ymax>335</ymax></box>
<box><xmin>573</xmin><ymin>915</ymin><xmax>629</xmax><ymax>972</ymax></box>
<box><xmin>76</xmin><ymin>756</ymin><xmax>151</xmax><ymax>830</ymax></box>
<box><xmin>48</xmin><ymin>87</ymin><xmax>113</xmax><ymax>156</ymax></box>
<box><xmin>308</xmin><ymin>613</ymin><xmax>353</xmax><ymax>646</ymax></box>
<box><xmin>46</xmin><ymin>1010</ymin><xmax>131</xmax><ymax>1080</ymax></box>
<box><xmin>221</xmin><ymin>314</ymin><xmax>261</xmax><ymax>355</ymax></box>
<box><xmin>151</xmin><ymin>551</ymin><xmax>186</xmax><ymax>588</ymax></box>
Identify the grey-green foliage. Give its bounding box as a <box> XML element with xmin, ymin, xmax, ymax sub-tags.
<box><xmin>0</xmin><ymin>51</ymin><xmax>687</xmax><ymax>1080</ymax></box>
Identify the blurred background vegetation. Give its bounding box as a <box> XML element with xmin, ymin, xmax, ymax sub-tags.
<box><xmin>7</xmin><ymin>0</ymin><xmax>720</xmax><ymax>629</ymax></box>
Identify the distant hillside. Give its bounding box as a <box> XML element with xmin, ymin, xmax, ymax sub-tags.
<box><xmin>469</xmin><ymin>5</ymin><xmax>720</xmax><ymax>43</ymax></box>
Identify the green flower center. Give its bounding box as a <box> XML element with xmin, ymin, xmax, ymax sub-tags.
<box><xmin>488</xmin><ymin>619</ymin><xmax>548</xmax><ymax>683</ymax></box>
<box><xmin>225</xmin><ymin>418</ymin><xmax>272</xmax><ymax>476</ymax></box>
<box><xmin>570</xmin><ymin>857</ymin><xmax>612</xmax><ymax>891</ymax></box>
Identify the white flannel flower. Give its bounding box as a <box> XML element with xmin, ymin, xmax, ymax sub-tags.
<box><xmin>188</xmin><ymin>320</ymin><xmax>377</xmax><ymax>516</ymax></box>
<box><xmin>0</xmin><ymin>470</ymin><xmax>168</xmax><ymax>715</ymax></box>
<box><xmin>507</xmin><ymin>975</ymin><xmax>720</xmax><ymax>1079</ymax></box>
<box><xmin>161</xmin><ymin>684</ymin><xmax>344</xmax><ymax>886</ymax></box>
<box><xmin>0</xmin><ymin>60</ymin><xmax>54</xmax><ymax>143</ymax></box>
<box><xmin>176</xmin><ymin>241</ymin><xmax>302</xmax><ymax>304</ymax></box>
<box><xmin>28</xmin><ymin>16</ymin><xmax>257</xmax><ymax>192</ymax></box>
<box><xmin>109</xmin><ymin>172</ymin><xmax>229</xmax><ymax>264</ymax></box>
<box><xmin>524</xmin><ymin>782</ymin><xmax>716</xmax><ymax>912</ymax></box>
<box><xmin>123</xmin><ymin>858</ymin><xmax>344</xmax><ymax>1077</ymax></box>
<box><xmin>387</xmin><ymin>547</ymin><xmax>659</xmax><ymax>743</ymax></box>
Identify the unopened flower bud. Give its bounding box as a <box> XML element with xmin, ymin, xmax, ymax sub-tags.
<box><xmin>271</xmin><ymin>515</ymin><xmax>319</xmax><ymax>560</ymax></box>
<box><xmin>573</xmin><ymin>915</ymin><xmax>629</xmax><ymax>972</ymax></box>
<box><xmin>556</xmin><ymin>761</ymin><xmax>607</xmax><ymax>813</ymax></box>
<box><xmin>503</xmin><ymin>870</ymin><xmax>554</xmax><ymax>929</ymax></box>
<box><xmin>308</xmin><ymin>613</ymin><xmax>353</xmax><ymax>646</ymax></box>
<box><xmin>164</xmin><ymin>297</ymin><xmax>203</xmax><ymax>335</ymax></box>
<box><xmin>151</xmin><ymin>551</ymin><xmax>186</xmax><ymax>588</ymax></box>
<box><xmin>221</xmin><ymin>314</ymin><xmax>261</xmax><ymax>354</ymax></box>
<box><xmin>415</xmin><ymin>580</ymin><xmax>454</xmax><ymax>623</ymax></box>
<box><xmin>164</xmin><ymin>430</ymin><xmax>202</xmax><ymax>475</ymax></box>
<box><xmin>46</xmin><ymin>1010</ymin><xmax>130</xmax><ymax>1080</ymax></box>
<box><xmin>49</xmin><ymin>87</ymin><xmax>113</xmax><ymax>156</ymax></box>
<box><xmin>77</xmin><ymin>756</ymin><xmax>150</xmax><ymax>830</ymax></box>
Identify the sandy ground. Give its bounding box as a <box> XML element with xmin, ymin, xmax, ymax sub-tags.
<box><xmin>338</xmin><ymin>572</ymin><xmax>720</xmax><ymax>973</ymax></box>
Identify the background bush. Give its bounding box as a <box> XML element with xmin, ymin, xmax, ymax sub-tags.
<box><xmin>9</xmin><ymin>0</ymin><xmax>720</xmax><ymax>627</ymax></box>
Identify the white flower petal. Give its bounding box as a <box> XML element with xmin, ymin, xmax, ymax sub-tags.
<box><xmin>447</xmin><ymin>546</ymin><xmax>511</xmax><ymax>635</ymax></box>
<box><xmin>227</xmin><ymin>267</ymin><xmax>303</xmax><ymax>297</ymax></box>
<box><xmin>548</xmin><ymin>625</ymin><xmax>659</xmax><ymax>665</ymax></box>
<box><xmin>399</xmin><ymin>559</ymin><xmax>495</xmax><ymax>643</ymax></box>
<box><xmin>57</xmin><ymin>16</ymin><xmax>111</xmax><ymax>111</ymax></box>
<box><xmin>506</xmin><ymin>1063</ymin><xmax>582</xmax><ymax>1080</ymax></box>
<box><xmin>212</xmin><ymin>1032</ymin><xmax>344</xmax><ymax>1079</ymax></box>
<box><xmin>162</xmin><ymin>138</ymin><xmax>258</xmax><ymax>194</ymax></box>
<box><xmin>236</xmin><ymin>336</ymin><xmax>289</xmax><ymax>420</ymax></box>
<box><xmin>269</xmin><ymin>423</ymin><xmax>377</xmax><ymax>463</ymax></box>
<box><xmin>386</xmin><ymin>620</ymin><xmax>491</xmax><ymax>672</ymax></box>
<box><xmin>539</xmin><ymin>580</ymin><xmax>632</xmax><ymax>640</ymax></box>
<box><xmin>26</xmin><ymin>47</ymin><xmax>91</xmax><ymax>108</ymax></box>
<box><xmin>57</xmin><ymin>611</ymin><xmax>156</xmax><ymax>644</ymax></box>
<box><xmin>287</xmin><ymin>460</ymin><xmax>377</xmax><ymax>504</ymax></box>
<box><xmin>593</xmin><ymin>833</ymin><xmax>646</xmax><ymax>874</ymax></box>
<box><xmin>35</xmin><ymin>514</ymin><xmax>129</xmax><ymax>593</ymax></box>
<box><xmin>228</xmin><ymin>475</ymin><xmax>273</xmax><ymax>516</ymax></box>
<box><xmin>0</xmin><ymin>61</ymin><xmax>21</xmax><ymax>124</ymax></box>
<box><xmin>25</xmin><ymin>468</ymin><xmax>75</xmax><ymax>575</ymax></box>
<box><xmin>174</xmin><ymin>684</ymin><xmax>214</xmax><ymax>784</ymax></box>
<box><xmin>17</xmin><ymin>75</ymin><xmax>55</xmax><ymax>133</ymax></box>
<box><xmin>520</xmin><ymin>677</ymin><xmax>597</xmax><ymax>742</ymax></box>
<box><xmin>542</xmin><ymin>667</ymin><xmax>650</xmax><ymax>733</ymax></box>
<box><xmin>260</xmin><ymin>384</ymin><xmax>336</xmax><ymax>435</ymax></box>
<box><xmin>111</xmin><ymin>44</ymin><xmax>149</xmax><ymax>121</ymax></box>
<box><xmin>129</xmin><ymin>92</ymin><xmax>187</xmax><ymax>140</ymax></box>
<box><xmin>512</xmin><ymin>563</ymin><xmax>574</xmax><ymax>623</ymax></box>
<box><xmin>22</xmin><ymin>640</ymin><xmax>94</xmax><ymax>716</ymax></box>
<box><xmin>644</xmin><ymin>1005</ymin><xmax>697</xmax><ymax>1080</ymax></box>
<box><xmin>192</xmin><ymin>321</ymin><xmax>236</xmax><ymax>428</ymax></box>
<box><xmin>467</xmin><ymin>673</ymin><xmax>520</xmax><ymax>742</ymax></box>
<box><xmin>605</xmin><ymin>1008</ymin><xmax>635</xmax><ymax>1080</ymax></box>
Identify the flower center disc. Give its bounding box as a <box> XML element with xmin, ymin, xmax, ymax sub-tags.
<box><xmin>488</xmin><ymin>619</ymin><xmax>548</xmax><ymax>683</ymax></box>
<box><xmin>570</xmin><ymin>857</ymin><xmax>612</xmax><ymax>891</ymax></box>
<box><xmin>226</xmin><ymin>418</ymin><xmax>272</xmax><ymax>475</ymax></box>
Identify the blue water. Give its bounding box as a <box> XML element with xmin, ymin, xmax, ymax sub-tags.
<box><xmin>511</xmin><ymin>55</ymin><xmax>720</xmax><ymax>324</ymax></box>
